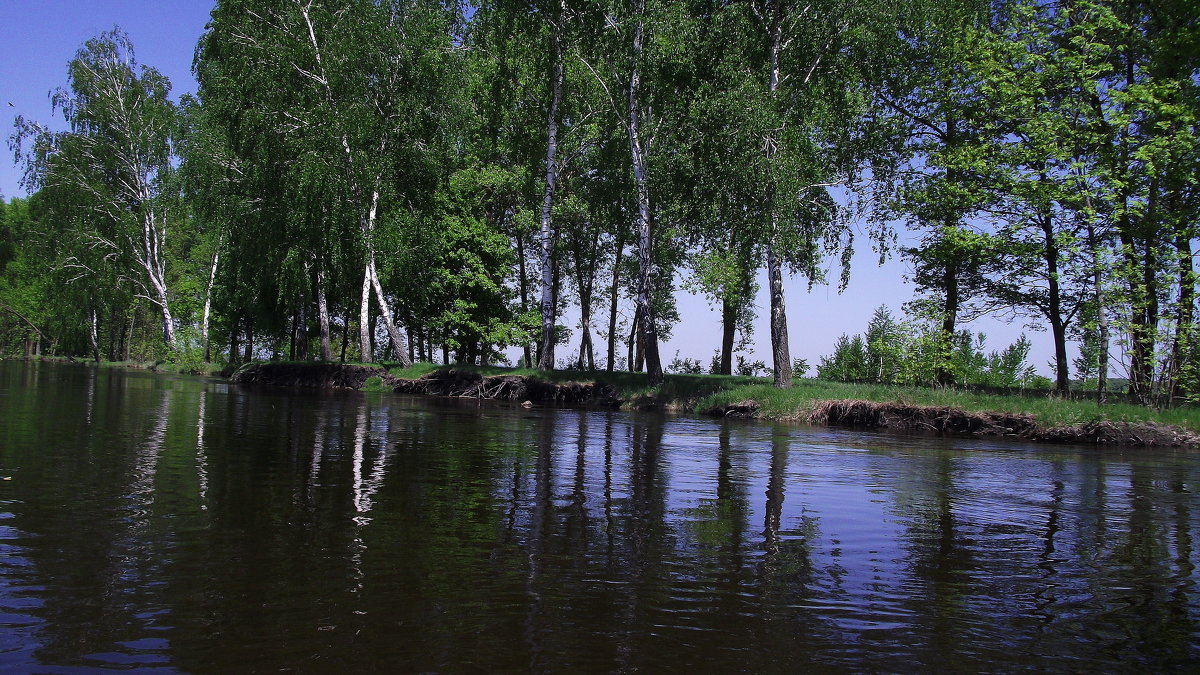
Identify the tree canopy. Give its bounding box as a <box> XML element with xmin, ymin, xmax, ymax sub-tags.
<box><xmin>4</xmin><ymin>0</ymin><xmax>1200</xmax><ymax>404</ymax></box>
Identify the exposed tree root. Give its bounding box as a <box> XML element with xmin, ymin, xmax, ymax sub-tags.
<box><xmin>392</xmin><ymin>369</ymin><xmax>620</xmax><ymax>407</ymax></box>
<box><xmin>808</xmin><ymin>399</ymin><xmax>1038</xmax><ymax>436</ymax></box>
<box><xmin>229</xmin><ymin>364</ymin><xmax>1200</xmax><ymax>447</ymax></box>
<box><xmin>231</xmin><ymin>363</ymin><xmax>385</xmax><ymax>389</ymax></box>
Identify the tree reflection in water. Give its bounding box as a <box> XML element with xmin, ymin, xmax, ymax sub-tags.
<box><xmin>0</xmin><ymin>363</ymin><xmax>1196</xmax><ymax>672</ymax></box>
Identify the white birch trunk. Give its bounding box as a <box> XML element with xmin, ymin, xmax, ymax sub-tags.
<box><xmin>536</xmin><ymin>8</ymin><xmax>565</xmax><ymax>371</ymax></box>
<box><xmin>368</xmin><ymin>257</ymin><xmax>411</xmax><ymax>367</ymax></box>
<box><xmin>316</xmin><ymin>266</ymin><xmax>332</xmax><ymax>361</ymax></box>
<box><xmin>359</xmin><ymin>189</ymin><xmax>411</xmax><ymax>366</ymax></box>
<box><xmin>628</xmin><ymin>0</ymin><xmax>663</xmax><ymax>385</ymax></box>
<box><xmin>360</xmin><ymin>264</ymin><xmax>373</xmax><ymax>363</ymax></box>
<box><xmin>201</xmin><ymin>241</ymin><xmax>220</xmax><ymax>363</ymax></box>
<box><xmin>88</xmin><ymin>307</ymin><xmax>100</xmax><ymax>363</ymax></box>
<box><xmin>764</xmin><ymin>4</ymin><xmax>791</xmax><ymax>388</ymax></box>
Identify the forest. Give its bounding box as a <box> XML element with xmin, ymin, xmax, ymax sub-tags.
<box><xmin>1</xmin><ymin>0</ymin><xmax>1197</xmax><ymax>406</ymax></box>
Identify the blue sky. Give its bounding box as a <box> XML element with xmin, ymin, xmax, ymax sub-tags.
<box><xmin>0</xmin><ymin>0</ymin><xmax>1059</xmax><ymax>374</ymax></box>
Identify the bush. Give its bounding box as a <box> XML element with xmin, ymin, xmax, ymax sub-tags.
<box><xmin>667</xmin><ymin>351</ymin><xmax>704</xmax><ymax>374</ymax></box>
<box><xmin>736</xmin><ymin>355</ymin><xmax>768</xmax><ymax>377</ymax></box>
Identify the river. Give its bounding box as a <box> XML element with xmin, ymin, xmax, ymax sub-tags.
<box><xmin>0</xmin><ymin>361</ymin><xmax>1196</xmax><ymax>672</ymax></box>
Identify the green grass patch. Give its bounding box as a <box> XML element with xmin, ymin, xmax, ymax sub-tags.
<box><xmin>149</xmin><ymin>357</ymin><xmax>1200</xmax><ymax>432</ymax></box>
<box><xmin>19</xmin><ymin>355</ymin><xmax>228</xmax><ymax>377</ymax></box>
<box><xmin>695</xmin><ymin>378</ymin><xmax>1200</xmax><ymax>430</ymax></box>
<box><xmin>385</xmin><ymin>362</ymin><xmax>442</xmax><ymax>380</ymax></box>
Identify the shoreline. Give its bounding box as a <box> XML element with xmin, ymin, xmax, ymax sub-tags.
<box><xmin>228</xmin><ymin>362</ymin><xmax>1200</xmax><ymax>449</ymax></box>
<box><xmin>10</xmin><ymin>358</ymin><xmax>1194</xmax><ymax>448</ymax></box>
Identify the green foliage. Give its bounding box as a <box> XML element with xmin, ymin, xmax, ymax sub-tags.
<box><xmin>666</xmin><ymin>351</ymin><xmax>704</xmax><ymax>375</ymax></box>
<box><xmin>816</xmin><ymin>305</ymin><xmax>1042</xmax><ymax>389</ymax></box>
<box><xmin>693</xmin><ymin>376</ymin><xmax>1200</xmax><ymax>431</ymax></box>
<box><xmin>5</xmin><ymin>0</ymin><xmax>1200</xmax><ymax>413</ymax></box>
<box><xmin>12</xmin><ymin>29</ymin><xmax>183</xmax><ymax>349</ymax></box>
<box><xmin>735</xmin><ymin>355</ymin><xmax>768</xmax><ymax>378</ymax></box>
<box><xmin>817</xmin><ymin>334</ymin><xmax>870</xmax><ymax>382</ymax></box>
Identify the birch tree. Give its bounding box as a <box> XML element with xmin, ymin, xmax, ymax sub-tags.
<box><xmin>718</xmin><ymin>0</ymin><xmax>885</xmax><ymax>388</ymax></box>
<box><xmin>196</xmin><ymin>0</ymin><xmax>456</xmax><ymax>364</ymax></box>
<box><xmin>14</xmin><ymin>29</ymin><xmax>180</xmax><ymax>348</ymax></box>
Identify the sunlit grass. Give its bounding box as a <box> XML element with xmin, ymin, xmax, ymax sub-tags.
<box><xmin>695</xmin><ymin>379</ymin><xmax>1200</xmax><ymax>430</ymax></box>
<box><xmin>42</xmin><ymin>354</ymin><xmax>1198</xmax><ymax>431</ymax></box>
<box><xmin>384</xmin><ymin>362</ymin><xmax>1200</xmax><ymax>430</ymax></box>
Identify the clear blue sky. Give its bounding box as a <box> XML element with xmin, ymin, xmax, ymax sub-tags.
<box><xmin>0</xmin><ymin>0</ymin><xmax>1058</xmax><ymax>374</ymax></box>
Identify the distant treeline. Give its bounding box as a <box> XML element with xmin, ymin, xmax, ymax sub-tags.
<box><xmin>1</xmin><ymin>0</ymin><xmax>1197</xmax><ymax>405</ymax></box>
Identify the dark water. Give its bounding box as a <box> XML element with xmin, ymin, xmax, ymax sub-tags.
<box><xmin>0</xmin><ymin>362</ymin><xmax>1196</xmax><ymax>673</ymax></box>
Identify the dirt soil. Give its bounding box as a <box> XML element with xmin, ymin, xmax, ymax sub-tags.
<box><xmin>228</xmin><ymin>363</ymin><xmax>1200</xmax><ymax>447</ymax></box>
<box><xmin>231</xmin><ymin>363</ymin><xmax>386</xmax><ymax>389</ymax></box>
<box><xmin>392</xmin><ymin>368</ymin><xmax>621</xmax><ymax>407</ymax></box>
<box><xmin>804</xmin><ymin>398</ymin><xmax>1200</xmax><ymax>448</ymax></box>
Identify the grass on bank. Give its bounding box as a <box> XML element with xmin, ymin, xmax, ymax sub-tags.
<box><xmin>14</xmin><ymin>354</ymin><xmax>227</xmax><ymax>377</ymax></box>
<box><xmin>29</xmin><ymin>355</ymin><xmax>1196</xmax><ymax>431</ymax></box>
<box><xmin>694</xmin><ymin>378</ymin><xmax>1200</xmax><ymax>430</ymax></box>
<box><xmin>384</xmin><ymin>361</ymin><xmax>1200</xmax><ymax>430</ymax></box>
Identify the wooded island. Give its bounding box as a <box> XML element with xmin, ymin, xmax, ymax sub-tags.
<box><xmin>2</xmin><ymin>0</ymin><xmax>1197</xmax><ymax>407</ymax></box>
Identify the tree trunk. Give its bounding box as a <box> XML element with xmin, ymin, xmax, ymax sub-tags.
<box><xmin>88</xmin><ymin>307</ymin><xmax>100</xmax><ymax>363</ymax></box>
<box><xmin>627</xmin><ymin>0</ymin><xmax>663</xmax><ymax>385</ymax></box>
<box><xmin>107</xmin><ymin>306</ymin><xmax>119</xmax><ymax>361</ymax></box>
<box><xmin>339</xmin><ymin>314</ymin><xmax>349</xmax><ymax>363</ymax></box>
<box><xmin>606</xmin><ymin>228</ymin><xmax>626</xmax><ymax>372</ymax></box>
<box><xmin>1169</xmin><ymin>232</ymin><xmax>1194</xmax><ymax>402</ymax></box>
<box><xmin>229</xmin><ymin>317</ymin><xmax>240</xmax><ymax>365</ymax></box>
<box><xmin>1117</xmin><ymin>206</ymin><xmax>1159</xmax><ymax>405</ymax></box>
<box><xmin>288</xmin><ymin>309</ymin><xmax>297</xmax><ymax>361</ymax></box>
<box><xmin>1081</xmin><ymin>214</ymin><xmax>1109</xmax><ymax>403</ymax></box>
<box><xmin>766</xmin><ymin>234</ymin><xmax>792</xmax><ymax>388</ymax></box>
<box><xmin>137</xmin><ymin>205</ymin><xmax>175</xmax><ymax>351</ymax></box>
<box><xmin>720</xmin><ymin>296</ymin><xmax>736</xmax><ymax>376</ymax></box>
<box><xmin>936</xmin><ymin>257</ymin><xmax>960</xmax><ymax>387</ymax></box>
<box><xmin>316</xmin><ymin>266</ymin><xmax>332</xmax><ymax>361</ymax></box>
<box><xmin>296</xmin><ymin>304</ymin><xmax>309</xmax><ymax>361</ymax></box>
<box><xmin>124</xmin><ymin>304</ymin><xmax>134</xmax><ymax>362</ymax></box>
<box><xmin>367</xmin><ymin>257</ymin><xmax>411</xmax><ymax>367</ymax></box>
<box><xmin>578</xmin><ymin>293</ymin><xmax>595</xmax><ymax>371</ymax></box>
<box><xmin>1039</xmin><ymin>210</ymin><xmax>1069</xmax><ymax>395</ymax></box>
<box><xmin>359</xmin><ymin>263</ymin><xmax>372</xmax><ymax>362</ymax></box>
<box><xmin>1114</xmin><ymin>60</ymin><xmax>1154</xmax><ymax>402</ymax></box>
<box><xmin>201</xmin><ymin>242</ymin><xmax>220</xmax><ymax>363</ymax></box>
<box><xmin>537</xmin><ymin>7</ymin><xmax>565</xmax><ymax>371</ymax></box>
<box><xmin>515</xmin><ymin>232</ymin><xmax>533</xmax><ymax>367</ymax></box>
<box><xmin>718</xmin><ymin>231</ymin><xmax>744</xmax><ymax>377</ymax></box>
<box><xmin>370</xmin><ymin>316</ymin><xmax>377</xmax><ymax>361</ymax></box>
<box><xmin>156</xmin><ymin>288</ymin><xmax>175</xmax><ymax>350</ymax></box>
<box><xmin>763</xmin><ymin>5</ymin><xmax>791</xmax><ymax>389</ymax></box>
<box><xmin>634</xmin><ymin>317</ymin><xmax>646</xmax><ymax>373</ymax></box>
<box><xmin>575</xmin><ymin>258</ymin><xmax>596</xmax><ymax>370</ymax></box>
<box><xmin>627</xmin><ymin>306</ymin><xmax>639</xmax><ymax>372</ymax></box>
<box><xmin>1095</xmin><ymin>264</ymin><xmax>1109</xmax><ymax>404</ymax></box>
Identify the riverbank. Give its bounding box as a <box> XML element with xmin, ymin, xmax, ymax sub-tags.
<box><xmin>228</xmin><ymin>361</ymin><xmax>1200</xmax><ymax>448</ymax></box>
<box><xmin>3</xmin><ymin>354</ymin><xmax>226</xmax><ymax>376</ymax></box>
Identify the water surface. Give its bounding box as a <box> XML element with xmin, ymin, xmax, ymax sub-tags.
<box><xmin>0</xmin><ymin>361</ymin><xmax>1196</xmax><ymax>672</ymax></box>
